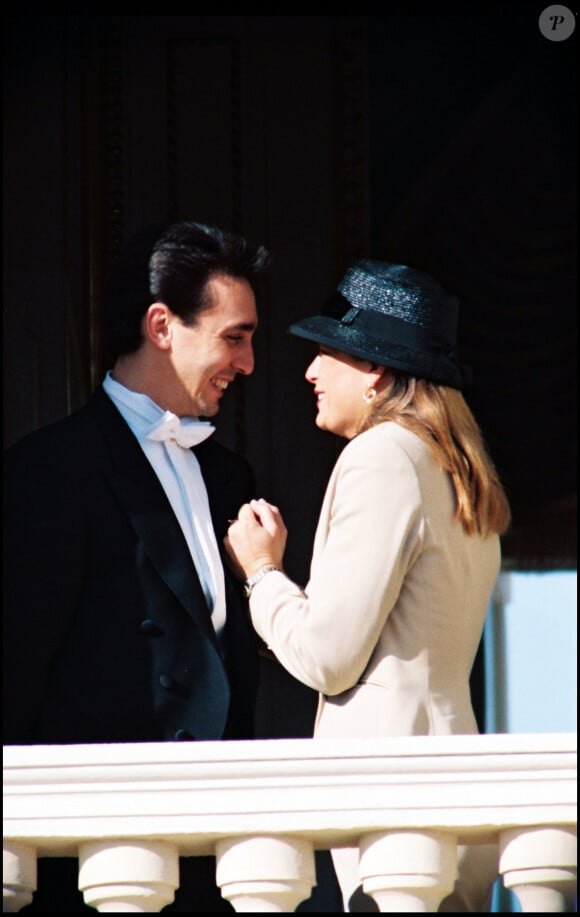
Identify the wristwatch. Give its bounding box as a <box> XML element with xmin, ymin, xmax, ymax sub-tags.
<box><xmin>244</xmin><ymin>565</ymin><xmax>279</xmax><ymax>598</ymax></box>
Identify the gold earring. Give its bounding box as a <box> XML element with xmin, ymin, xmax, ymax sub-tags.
<box><xmin>362</xmin><ymin>385</ymin><xmax>377</xmax><ymax>403</ymax></box>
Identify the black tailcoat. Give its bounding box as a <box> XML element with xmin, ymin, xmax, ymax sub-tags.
<box><xmin>3</xmin><ymin>386</ymin><xmax>259</xmax><ymax>746</ymax></box>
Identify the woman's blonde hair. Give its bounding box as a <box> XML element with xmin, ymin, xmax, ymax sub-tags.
<box><xmin>360</xmin><ymin>375</ymin><xmax>511</xmax><ymax>537</ymax></box>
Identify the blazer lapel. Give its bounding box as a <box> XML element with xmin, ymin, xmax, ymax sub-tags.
<box><xmin>87</xmin><ymin>388</ymin><xmax>220</xmax><ymax>649</ymax></box>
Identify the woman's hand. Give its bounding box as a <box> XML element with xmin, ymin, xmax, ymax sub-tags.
<box><xmin>223</xmin><ymin>498</ymin><xmax>287</xmax><ymax>581</ymax></box>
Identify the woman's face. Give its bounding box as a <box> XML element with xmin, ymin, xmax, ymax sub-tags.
<box><xmin>305</xmin><ymin>346</ymin><xmax>374</xmax><ymax>439</ymax></box>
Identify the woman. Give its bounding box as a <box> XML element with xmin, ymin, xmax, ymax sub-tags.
<box><xmin>224</xmin><ymin>260</ymin><xmax>511</xmax><ymax>912</ymax></box>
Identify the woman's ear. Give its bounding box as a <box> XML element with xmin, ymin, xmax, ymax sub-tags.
<box><xmin>368</xmin><ymin>363</ymin><xmax>387</xmax><ymax>388</ymax></box>
<box><xmin>143</xmin><ymin>303</ymin><xmax>173</xmax><ymax>351</ymax></box>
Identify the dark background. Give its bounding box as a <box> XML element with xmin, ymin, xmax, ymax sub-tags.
<box><xmin>3</xmin><ymin>10</ymin><xmax>577</xmax><ymax>736</ymax></box>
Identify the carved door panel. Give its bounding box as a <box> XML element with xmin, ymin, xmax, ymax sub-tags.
<box><xmin>4</xmin><ymin>15</ymin><xmax>369</xmax><ymax>585</ymax></box>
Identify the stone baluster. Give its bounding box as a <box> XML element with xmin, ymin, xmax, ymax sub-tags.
<box><xmin>3</xmin><ymin>843</ymin><xmax>37</xmax><ymax>912</ymax></box>
<box><xmin>216</xmin><ymin>835</ymin><xmax>316</xmax><ymax>912</ymax></box>
<box><xmin>78</xmin><ymin>840</ymin><xmax>179</xmax><ymax>912</ymax></box>
<box><xmin>499</xmin><ymin>825</ymin><xmax>577</xmax><ymax>913</ymax></box>
<box><xmin>358</xmin><ymin>829</ymin><xmax>458</xmax><ymax>912</ymax></box>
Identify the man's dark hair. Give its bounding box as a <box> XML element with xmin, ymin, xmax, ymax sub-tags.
<box><xmin>103</xmin><ymin>220</ymin><xmax>271</xmax><ymax>364</ymax></box>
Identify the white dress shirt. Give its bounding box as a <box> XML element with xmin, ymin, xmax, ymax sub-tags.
<box><xmin>103</xmin><ymin>372</ymin><xmax>227</xmax><ymax>646</ymax></box>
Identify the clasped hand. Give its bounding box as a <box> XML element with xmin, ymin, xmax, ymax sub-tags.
<box><xmin>223</xmin><ymin>498</ymin><xmax>287</xmax><ymax>581</ymax></box>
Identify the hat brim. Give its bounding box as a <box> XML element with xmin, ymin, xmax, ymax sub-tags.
<box><xmin>288</xmin><ymin>315</ymin><xmax>389</xmax><ymax>363</ymax></box>
<box><xmin>288</xmin><ymin>315</ymin><xmax>466</xmax><ymax>389</ymax></box>
<box><xmin>288</xmin><ymin>315</ymin><xmax>420</xmax><ymax>373</ymax></box>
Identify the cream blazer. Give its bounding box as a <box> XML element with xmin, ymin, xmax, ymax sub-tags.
<box><xmin>249</xmin><ymin>422</ymin><xmax>500</xmax><ymax>739</ymax></box>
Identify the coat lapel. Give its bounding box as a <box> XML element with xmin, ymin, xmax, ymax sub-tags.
<box><xmin>87</xmin><ymin>388</ymin><xmax>220</xmax><ymax>650</ymax></box>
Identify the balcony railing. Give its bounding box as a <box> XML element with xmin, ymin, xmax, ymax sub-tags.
<box><xmin>3</xmin><ymin>732</ymin><xmax>577</xmax><ymax>912</ymax></box>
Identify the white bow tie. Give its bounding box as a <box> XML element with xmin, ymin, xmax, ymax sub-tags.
<box><xmin>146</xmin><ymin>411</ymin><xmax>215</xmax><ymax>448</ymax></box>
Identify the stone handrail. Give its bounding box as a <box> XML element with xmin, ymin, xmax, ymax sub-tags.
<box><xmin>3</xmin><ymin>732</ymin><xmax>577</xmax><ymax>912</ymax></box>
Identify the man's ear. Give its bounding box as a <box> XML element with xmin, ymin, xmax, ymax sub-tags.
<box><xmin>143</xmin><ymin>303</ymin><xmax>173</xmax><ymax>351</ymax></box>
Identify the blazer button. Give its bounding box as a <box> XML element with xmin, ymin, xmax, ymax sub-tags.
<box><xmin>174</xmin><ymin>728</ymin><xmax>192</xmax><ymax>740</ymax></box>
<box><xmin>140</xmin><ymin>619</ymin><xmax>163</xmax><ymax>636</ymax></box>
<box><xmin>159</xmin><ymin>674</ymin><xmax>189</xmax><ymax>698</ymax></box>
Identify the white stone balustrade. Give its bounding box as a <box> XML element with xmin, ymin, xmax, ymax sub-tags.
<box><xmin>3</xmin><ymin>733</ymin><xmax>577</xmax><ymax>912</ymax></box>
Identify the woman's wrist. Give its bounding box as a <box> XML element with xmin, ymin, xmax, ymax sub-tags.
<box><xmin>243</xmin><ymin>564</ymin><xmax>281</xmax><ymax>598</ymax></box>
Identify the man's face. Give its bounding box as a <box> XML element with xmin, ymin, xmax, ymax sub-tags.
<box><xmin>168</xmin><ymin>273</ymin><xmax>257</xmax><ymax>418</ymax></box>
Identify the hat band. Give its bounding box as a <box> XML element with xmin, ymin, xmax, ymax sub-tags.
<box><xmin>322</xmin><ymin>291</ymin><xmax>454</xmax><ymax>351</ymax></box>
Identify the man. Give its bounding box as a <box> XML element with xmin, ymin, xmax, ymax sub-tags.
<box><xmin>3</xmin><ymin>220</ymin><xmax>270</xmax><ymax>911</ymax></box>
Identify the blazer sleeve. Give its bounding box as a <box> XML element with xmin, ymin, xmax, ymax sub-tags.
<box><xmin>248</xmin><ymin>430</ymin><xmax>425</xmax><ymax>695</ymax></box>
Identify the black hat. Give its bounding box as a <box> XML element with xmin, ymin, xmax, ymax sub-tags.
<box><xmin>288</xmin><ymin>260</ymin><xmax>469</xmax><ymax>390</ymax></box>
